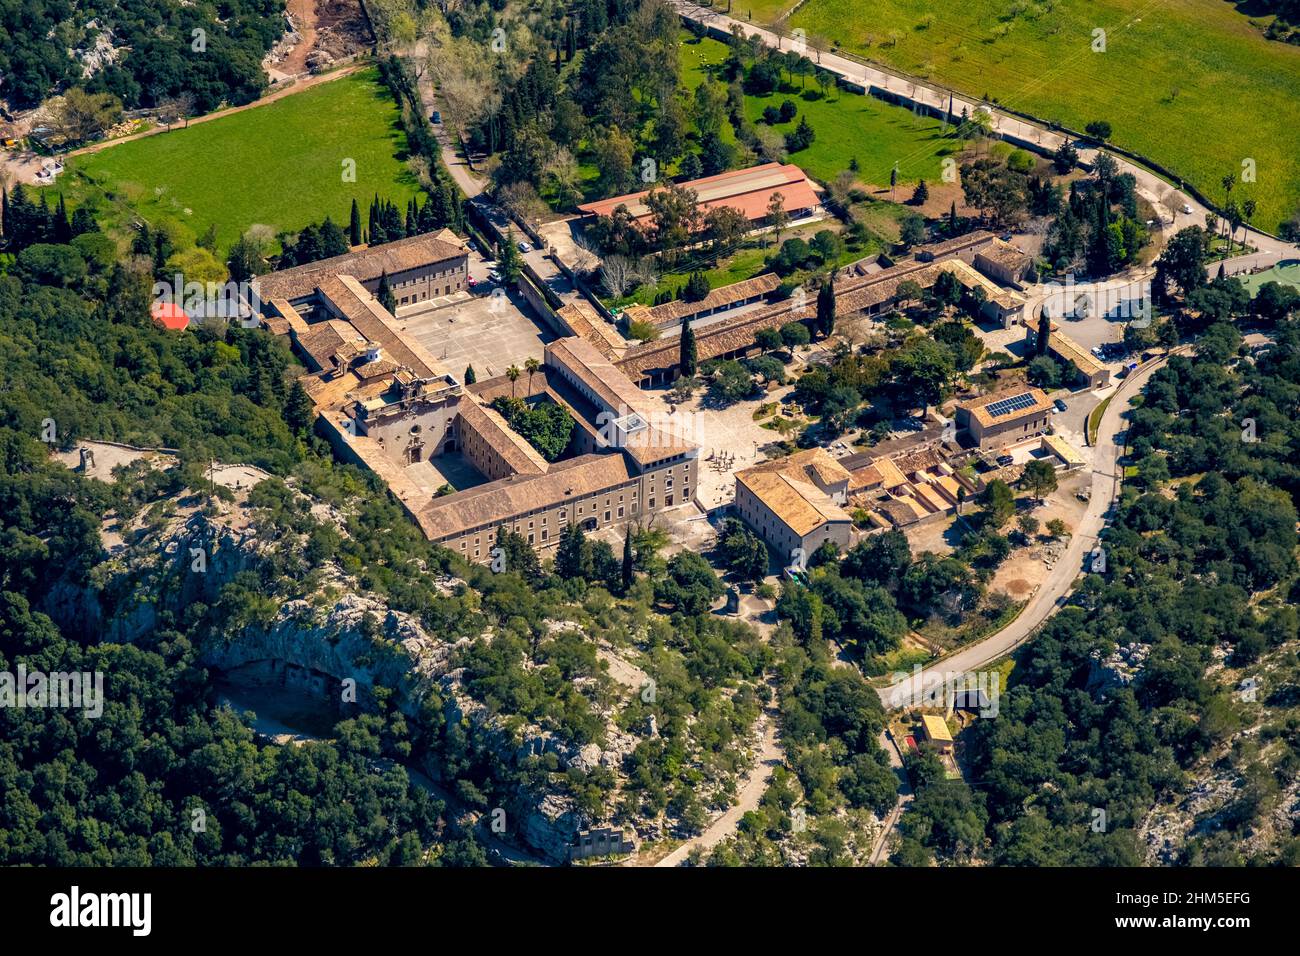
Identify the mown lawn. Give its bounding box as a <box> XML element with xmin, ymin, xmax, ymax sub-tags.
<box><xmin>788</xmin><ymin>0</ymin><xmax>1300</xmax><ymax>230</ymax></box>
<box><xmin>50</xmin><ymin>68</ymin><xmax>422</xmax><ymax>250</ymax></box>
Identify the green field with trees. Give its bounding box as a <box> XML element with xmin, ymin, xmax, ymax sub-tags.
<box><xmin>783</xmin><ymin>0</ymin><xmax>1300</xmax><ymax>232</ymax></box>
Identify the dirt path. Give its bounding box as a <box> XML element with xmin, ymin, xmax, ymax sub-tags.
<box><xmin>653</xmin><ymin>701</ymin><xmax>783</xmax><ymax>867</ymax></box>
<box><xmin>866</xmin><ymin>729</ymin><xmax>911</xmax><ymax>865</ymax></box>
<box><xmin>280</xmin><ymin>0</ymin><xmax>320</xmax><ymax>76</ymax></box>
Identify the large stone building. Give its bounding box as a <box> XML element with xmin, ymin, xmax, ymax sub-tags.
<box><xmin>254</xmin><ymin>231</ymin><xmax>696</xmax><ymax>564</ymax></box>
<box><xmin>733</xmin><ymin>449</ymin><xmax>853</xmax><ymax>560</ymax></box>
<box><xmin>954</xmin><ymin>388</ymin><xmax>1055</xmax><ymax>450</ymax></box>
<box><xmin>614</xmin><ymin>232</ymin><xmax>1029</xmax><ymax>386</ymax></box>
<box><xmin>254</xmin><ymin>230</ymin><xmax>469</xmax><ymax>313</ymax></box>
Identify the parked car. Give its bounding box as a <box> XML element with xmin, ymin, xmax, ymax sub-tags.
<box><xmin>517</xmin><ymin>241</ymin><xmax>531</xmax><ymax>253</ymax></box>
<box><xmin>487</xmin><ymin>270</ymin><xmax>502</xmax><ymax>284</ymax></box>
<box><xmin>996</xmin><ymin>454</ymin><xmax>1014</xmax><ymax>467</ymax></box>
<box><xmin>1054</xmin><ymin>399</ymin><xmax>1068</xmax><ymax>412</ymax></box>
<box><xmin>430</xmin><ymin>110</ymin><xmax>442</xmax><ymax>124</ymax></box>
<box><xmin>1181</xmin><ymin>203</ymin><xmax>1193</xmax><ymax>214</ymax></box>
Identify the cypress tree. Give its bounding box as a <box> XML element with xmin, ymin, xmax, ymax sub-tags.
<box><xmin>349</xmin><ymin>198</ymin><xmax>362</xmax><ymax>246</ymax></box>
<box><xmin>679</xmin><ymin>319</ymin><xmax>697</xmax><ymax>378</ymax></box>
<box><xmin>464</xmin><ymin>364</ymin><xmax>477</xmax><ymax>385</ymax></box>
<box><xmin>377</xmin><ymin>271</ymin><xmax>396</xmax><ymax>313</ymax></box>
<box><xmin>621</xmin><ymin>526</ymin><xmax>634</xmax><ymax>591</ymax></box>
<box><xmin>816</xmin><ymin>272</ymin><xmax>837</xmax><ymax>339</ymax></box>
<box><xmin>53</xmin><ymin>194</ymin><xmax>71</xmax><ymax>243</ymax></box>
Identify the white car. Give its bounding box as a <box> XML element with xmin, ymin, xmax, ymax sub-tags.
<box><xmin>517</xmin><ymin>241</ymin><xmax>531</xmax><ymax>253</ymax></box>
<box><xmin>1181</xmin><ymin>203</ymin><xmax>1193</xmax><ymax>215</ymax></box>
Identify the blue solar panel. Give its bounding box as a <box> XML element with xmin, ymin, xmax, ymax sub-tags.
<box><xmin>986</xmin><ymin>393</ymin><xmax>1037</xmax><ymax>418</ymax></box>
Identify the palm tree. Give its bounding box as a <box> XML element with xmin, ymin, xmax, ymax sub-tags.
<box><xmin>507</xmin><ymin>365</ymin><xmax>520</xmax><ymax>397</ymax></box>
<box><xmin>1220</xmin><ymin>173</ymin><xmax>1236</xmax><ymax>243</ymax></box>
<box><xmin>1242</xmin><ymin>198</ymin><xmax>1257</xmax><ymax>248</ymax></box>
<box><xmin>524</xmin><ymin>357</ymin><xmax>540</xmax><ymax>394</ymax></box>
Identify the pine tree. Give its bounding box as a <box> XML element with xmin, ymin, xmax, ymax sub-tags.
<box><xmin>912</xmin><ymin>179</ymin><xmax>929</xmax><ymax>206</ymax></box>
<box><xmin>464</xmin><ymin>365</ymin><xmax>476</xmax><ymax>385</ymax></box>
<box><xmin>285</xmin><ymin>379</ymin><xmax>315</xmax><ymax>435</ymax></box>
<box><xmin>679</xmin><ymin>319</ymin><xmax>697</xmax><ymax>378</ymax></box>
<box><xmin>377</xmin><ymin>271</ymin><xmax>396</xmax><ymax>313</ymax></box>
<box><xmin>349</xmin><ymin>198</ymin><xmax>362</xmax><ymax>246</ymax></box>
<box><xmin>1036</xmin><ymin>307</ymin><xmax>1051</xmax><ymax>356</ymax></box>
<box><xmin>556</xmin><ymin>523</ymin><xmax>587</xmax><ymax>580</ymax></box>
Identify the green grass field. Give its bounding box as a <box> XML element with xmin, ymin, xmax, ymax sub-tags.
<box><xmin>784</xmin><ymin>0</ymin><xmax>1300</xmax><ymax>231</ymax></box>
<box><xmin>1234</xmin><ymin>261</ymin><xmax>1300</xmax><ymax>295</ymax></box>
<box><xmin>686</xmin><ymin>36</ymin><xmax>960</xmax><ymax>186</ymax></box>
<box><xmin>53</xmin><ymin>68</ymin><xmax>421</xmax><ymax>249</ymax></box>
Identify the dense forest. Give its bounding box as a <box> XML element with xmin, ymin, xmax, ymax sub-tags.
<box><xmin>895</xmin><ymin>324</ymin><xmax>1300</xmax><ymax>866</ymax></box>
<box><xmin>0</xmin><ymin>0</ymin><xmax>283</xmax><ymax>110</ymax></box>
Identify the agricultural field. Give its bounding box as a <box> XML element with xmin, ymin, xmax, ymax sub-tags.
<box><xmin>784</xmin><ymin>0</ymin><xmax>1300</xmax><ymax>231</ymax></box>
<box><xmin>45</xmin><ymin>68</ymin><xmax>422</xmax><ymax>251</ymax></box>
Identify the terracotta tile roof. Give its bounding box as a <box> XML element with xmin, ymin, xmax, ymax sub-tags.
<box><xmin>618</xmin><ymin>294</ymin><xmax>813</xmax><ymax>379</ymax></box>
<box><xmin>848</xmin><ymin>463</ymin><xmax>883</xmax><ymax>493</ymax></box>
<box><xmin>456</xmin><ymin>398</ymin><xmax>549</xmax><ymax>476</ymax></box>
<box><xmin>253</xmin><ymin>231</ymin><xmax>467</xmax><ymax>302</ymax></box>
<box><xmin>976</xmin><ymin>238</ymin><xmax>1032</xmax><ymax>272</ymax></box>
<box><xmin>916</xmin><ymin>230</ymin><xmax>996</xmax><ymax>260</ymax></box>
<box><xmin>646</xmin><ymin>273</ymin><xmax>781</xmax><ymax>326</ymax></box>
<box><xmin>417</xmin><ymin>454</ymin><xmax>633</xmax><ymax>540</ymax></box>
<box><xmin>578</xmin><ymin>162</ymin><xmax>820</xmax><ymax>223</ymax></box>
<box><xmin>316</xmin><ymin>274</ymin><xmax>449</xmax><ymax>379</ymax></box>
<box><xmin>556</xmin><ymin>301</ymin><xmax>627</xmax><ymax>359</ymax></box>
<box><xmin>1041</xmin><ymin>322</ymin><xmax>1106</xmax><ymax>377</ymax></box>
<box><xmin>735</xmin><ymin>449</ymin><xmax>852</xmax><ymax>537</ymax></box>
<box><xmin>958</xmin><ymin>387</ymin><xmax>1054</xmax><ymax>429</ymax></box>
<box><xmin>547</xmin><ymin>337</ymin><xmax>657</xmax><ymax>419</ymax></box>
<box><xmin>874</xmin><ymin>456</ymin><xmax>908</xmax><ymax>490</ymax></box>
<box><xmin>877</xmin><ymin>496</ymin><xmax>927</xmax><ymax>526</ymax></box>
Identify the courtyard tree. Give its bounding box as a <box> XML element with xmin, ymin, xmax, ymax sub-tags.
<box><xmin>1020</xmin><ymin>460</ymin><xmax>1058</xmax><ymax>503</ymax></box>
<box><xmin>680</xmin><ymin>319</ymin><xmax>698</xmax><ymax>378</ymax></box>
<box><xmin>377</xmin><ymin>271</ymin><xmax>396</xmax><ymax>313</ymax></box>
<box><xmin>816</xmin><ymin>271</ymin><xmax>837</xmax><ymax>339</ymax></box>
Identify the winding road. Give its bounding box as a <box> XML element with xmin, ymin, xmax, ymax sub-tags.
<box><xmin>671</xmin><ymin>1</ymin><xmax>1298</xmax><ymax>262</ymax></box>
<box><xmin>877</xmin><ymin>347</ymin><xmax>1188</xmax><ymax>709</ymax></box>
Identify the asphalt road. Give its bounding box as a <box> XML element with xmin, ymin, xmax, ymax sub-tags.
<box><xmin>671</xmin><ymin>1</ymin><xmax>1299</xmax><ymax>262</ymax></box>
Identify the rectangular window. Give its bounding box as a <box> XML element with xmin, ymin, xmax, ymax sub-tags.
<box><xmin>604</xmin><ymin>511</ymin><xmax>610</xmax><ymax>522</ymax></box>
<box><xmin>617</xmin><ymin>507</ymin><xmax>624</xmax><ymax>518</ymax></box>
